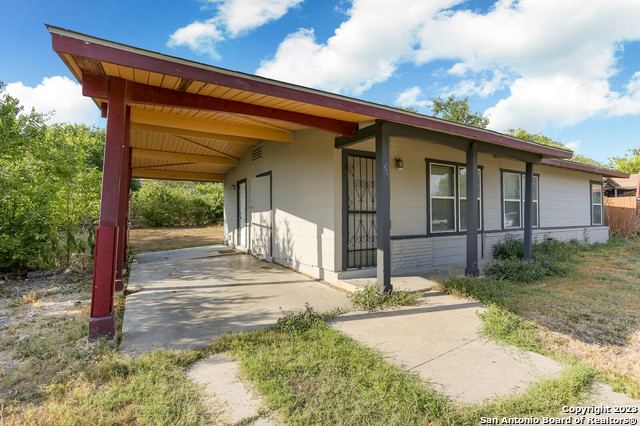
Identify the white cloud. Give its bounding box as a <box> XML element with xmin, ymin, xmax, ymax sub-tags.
<box><xmin>5</xmin><ymin>76</ymin><xmax>99</xmax><ymax>126</ymax></box>
<box><xmin>219</xmin><ymin>0</ymin><xmax>304</xmax><ymax>36</ymax></box>
<box><xmin>607</xmin><ymin>71</ymin><xmax>640</xmax><ymax>116</ymax></box>
<box><xmin>566</xmin><ymin>140</ymin><xmax>581</xmax><ymax>151</ymax></box>
<box><xmin>395</xmin><ymin>86</ymin><xmax>429</xmax><ymax>110</ymax></box>
<box><xmin>168</xmin><ymin>19</ymin><xmax>224</xmax><ymax>59</ymax></box>
<box><xmin>168</xmin><ymin>0</ymin><xmax>303</xmax><ymax>58</ymax></box>
<box><xmin>485</xmin><ymin>75</ymin><xmax>614</xmax><ymax>131</ymax></box>
<box><xmin>257</xmin><ymin>0</ymin><xmax>457</xmax><ymax>94</ymax></box>
<box><xmin>257</xmin><ymin>0</ymin><xmax>640</xmax><ymax>131</ymax></box>
<box><xmin>413</xmin><ymin>0</ymin><xmax>640</xmax><ymax>131</ymax></box>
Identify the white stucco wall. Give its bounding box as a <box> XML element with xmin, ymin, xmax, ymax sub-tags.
<box><xmin>224</xmin><ymin>129</ymin><xmax>339</xmax><ymax>282</ymax></box>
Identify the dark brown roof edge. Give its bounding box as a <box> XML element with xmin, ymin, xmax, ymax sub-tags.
<box><xmin>541</xmin><ymin>158</ymin><xmax>629</xmax><ymax>178</ymax></box>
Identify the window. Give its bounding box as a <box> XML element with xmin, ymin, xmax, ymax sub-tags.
<box><xmin>591</xmin><ymin>182</ymin><xmax>603</xmax><ymax>225</ymax></box>
<box><xmin>502</xmin><ymin>171</ymin><xmax>539</xmax><ymax>229</ymax></box>
<box><xmin>429</xmin><ymin>162</ymin><xmax>482</xmax><ymax>234</ymax></box>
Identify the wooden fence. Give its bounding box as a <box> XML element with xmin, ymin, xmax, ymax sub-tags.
<box><xmin>604</xmin><ymin>196</ymin><xmax>640</xmax><ymax>237</ymax></box>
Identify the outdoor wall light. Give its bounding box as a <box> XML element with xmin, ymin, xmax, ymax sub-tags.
<box><xmin>230</xmin><ymin>184</ymin><xmax>236</xmax><ymax>191</ymax></box>
<box><xmin>395</xmin><ymin>158</ymin><xmax>404</xmax><ymax>170</ymax></box>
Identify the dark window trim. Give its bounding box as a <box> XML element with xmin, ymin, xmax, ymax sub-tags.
<box><xmin>425</xmin><ymin>158</ymin><xmax>484</xmax><ymax>237</ymax></box>
<box><xmin>236</xmin><ymin>178</ymin><xmax>247</xmax><ymax>247</ymax></box>
<box><xmin>590</xmin><ymin>180</ymin><xmax>604</xmax><ymax>226</ymax></box>
<box><xmin>256</xmin><ymin>171</ymin><xmax>273</xmax><ymax>256</ymax></box>
<box><xmin>500</xmin><ymin>169</ymin><xmax>540</xmax><ymax>231</ymax></box>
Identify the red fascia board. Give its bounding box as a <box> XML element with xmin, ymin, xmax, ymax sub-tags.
<box><xmin>50</xmin><ymin>29</ymin><xmax>571</xmax><ymax>158</ymax></box>
<box><xmin>82</xmin><ymin>73</ymin><xmax>358</xmax><ymax>136</ymax></box>
<box><xmin>541</xmin><ymin>158</ymin><xmax>629</xmax><ymax>178</ymax></box>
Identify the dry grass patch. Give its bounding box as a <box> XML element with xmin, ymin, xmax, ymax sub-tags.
<box><xmin>0</xmin><ymin>270</ymin><xmax>215</xmax><ymax>424</ymax></box>
<box><xmin>128</xmin><ymin>224</ymin><xmax>224</xmax><ymax>253</ymax></box>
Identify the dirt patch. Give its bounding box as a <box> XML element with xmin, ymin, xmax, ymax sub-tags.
<box><xmin>128</xmin><ymin>224</ymin><xmax>224</xmax><ymax>253</ymax></box>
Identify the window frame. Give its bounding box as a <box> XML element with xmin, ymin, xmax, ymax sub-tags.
<box><xmin>458</xmin><ymin>166</ymin><xmax>483</xmax><ymax>232</ymax></box>
<box><xmin>590</xmin><ymin>180</ymin><xmax>604</xmax><ymax>226</ymax></box>
<box><xmin>500</xmin><ymin>169</ymin><xmax>540</xmax><ymax>230</ymax></box>
<box><xmin>426</xmin><ymin>159</ymin><xmax>483</xmax><ymax>236</ymax></box>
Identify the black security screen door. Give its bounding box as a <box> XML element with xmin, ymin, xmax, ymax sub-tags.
<box><xmin>347</xmin><ymin>154</ymin><xmax>377</xmax><ymax>268</ymax></box>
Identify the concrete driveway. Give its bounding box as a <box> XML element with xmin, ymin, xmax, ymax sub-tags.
<box><xmin>120</xmin><ymin>245</ymin><xmax>350</xmax><ymax>354</ymax></box>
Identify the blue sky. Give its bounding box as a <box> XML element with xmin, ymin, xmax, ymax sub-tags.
<box><xmin>3</xmin><ymin>0</ymin><xmax>640</xmax><ymax>164</ymax></box>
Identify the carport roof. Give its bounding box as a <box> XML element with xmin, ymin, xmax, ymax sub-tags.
<box><xmin>48</xmin><ymin>25</ymin><xmax>593</xmax><ymax>182</ymax></box>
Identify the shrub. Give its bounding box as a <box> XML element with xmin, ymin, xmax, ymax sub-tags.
<box><xmin>131</xmin><ymin>181</ymin><xmax>223</xmax><ymax>227</ymax></box>
<box><xmin>487</xmin><ymin>236</ymin><xmax>579</xmax><ymax>283</ymax></box>
<box><xmin>276</xmin><ymin>303</ymin><xmax>325</xmax><ymax>334</ymax></box>
<box><xmin>485</xmin><ymin>258</ymin><xmax>550</xmax><ymax>283</ymax></box>
<box><xmin>493</xmin><ymin>235</ymin><xmax>588</xmax><ymax>262</ymax></box>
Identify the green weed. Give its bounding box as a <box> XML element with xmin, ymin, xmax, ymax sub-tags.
<box><xmin>349</xmin><ymin>284</ymin><xmax>421</xmax><ymax>312</ymax></box>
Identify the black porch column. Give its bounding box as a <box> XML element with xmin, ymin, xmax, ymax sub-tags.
<box><xmin>375</xmin><ymin>122</ymin><xmax>392</xmax><ymax>292</ymax></box>
<box><xmin>465</xmin><ymin>142</ymin><xmax>479</xmax><ymax>276</ymax></box>
<box><xmin>523</xmin><ymin>162</ymin><xmax>533</xmax><ymax>260</ymax></box>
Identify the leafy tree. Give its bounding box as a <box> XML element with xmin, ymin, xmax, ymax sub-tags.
<box><xmin>429</xmin><ymin>95</ymin><xmax>489</xmax><ymax>129</ymax></box>
<box><xmin>0</xmin><ymin>83</ymin><xmax>105</xmax><ymax>271</ymax></box>
<box><xmin>607</xmin><ymin>148</ymin><xmax>640</xmax><ymax>174</ymax></box>
<box><xmin>506</xmin><ymin>128</ymin><xmax>604</xmax><ymax>167</ymax></box>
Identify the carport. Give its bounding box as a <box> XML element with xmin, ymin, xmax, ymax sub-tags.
<box><xmin>47</xmin><ymin>25</ymin><xmax>366</xmax><ymax>339</ymax></box>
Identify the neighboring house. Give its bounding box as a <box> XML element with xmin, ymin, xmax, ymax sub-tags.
<box><xmin>603</xmin><ymin>174</ymin><xmax>640</xmax><ymax>237</ymax></box>
<box><xmin>46</xmin><ymin>26</ymin><xmax>628</xmax><ymax>339</ymax></box>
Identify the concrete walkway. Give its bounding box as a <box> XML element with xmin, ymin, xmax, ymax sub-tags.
<box><xmin>331</xmin><ymin>292</ymin><xmax>562</xmax><ymax>403</ymax></box>
<box><xmin>121</xmin><ymin>246</ymin><xmax>639</xmax><ymax>420</ymax></box>
<box><xmin>121</xmin><ymin>245</ymin><xmax>350</xmax><ymax>354</ymax></box>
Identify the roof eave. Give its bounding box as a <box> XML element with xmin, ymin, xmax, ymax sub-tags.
<box><xmin>47</xmin><ymin>24</ymin><xmax>572</xmax><ymax>159</ymax></box>
<box><xmin>541</xmin><ymin>159</ymin><xmax>629</xmax><ymax>178</ymax></box>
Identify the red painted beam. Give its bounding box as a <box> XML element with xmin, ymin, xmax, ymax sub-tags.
<box><xmin>83</xmin><ymin>73</ymin><xmax>110</xmax><ymax>98</ymax></box>
<box><xmin>89</xmin><ymin>77</ymin><xmax>128</xmax><ymax>340</ymax></box>
<box><xmin>50</xmin><ymin>29</ymin><xmax>572</xmax><ymax>158</ymax></box>
<box><xmin>82</xmin><ymin>73</ymin><xmax>358</xmax><ymax>137</ymax></box>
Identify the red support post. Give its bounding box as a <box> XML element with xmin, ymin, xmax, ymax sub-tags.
<box><xmin>115</xmin><ymin>107</ymin><xmax>131</xmax><ymax>292</ymax></box>
<box><xmin>89</xmin><ymin>77</ymin><xmax>127</xmax><ymax>340</ymax></box>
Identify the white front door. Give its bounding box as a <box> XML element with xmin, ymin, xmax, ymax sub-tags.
<box><xmin>238</xmin><ymin>181</ymin><xmax>247</xmax><ymax>248</ymax></box>
<box><xmin>250</xmin><ymin>174</ymin><xmax>272</xmax><ymax>260</ymax></box>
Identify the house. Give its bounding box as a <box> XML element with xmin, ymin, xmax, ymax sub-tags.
<box><xmin>603</xmin><ymin>173</ymin><xmax>640</xmax><ymax>237</ymax></box>
<box><xmin>46</xmin><ymin>26</ymin><xmax>628</xmax><ymax>339</ymax></box>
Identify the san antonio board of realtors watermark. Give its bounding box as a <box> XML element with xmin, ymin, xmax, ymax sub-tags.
<box><xmin>480</xmin><ymin>404</ymin><xmax>639</xmax><ymax>424</ymax></box>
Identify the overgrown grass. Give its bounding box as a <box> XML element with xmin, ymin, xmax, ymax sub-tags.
<box><xmin>213</xmin><ymin>308</ymin><xmax>594</xmax><ymax>425</ymax></box>
<box><xmin>439</xmin><ymin>237</ymin><xmax>640</xmax><ymax>399</ymax></box>
<box><xmin>349</xmin><ymin>284</ymin><xmax>422</xmax><ymax>312</ymax></box>
<box><xmin>479</xmin><ymin>304</ymin><xmax>542</xmax><ymax>352</ymax></box>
